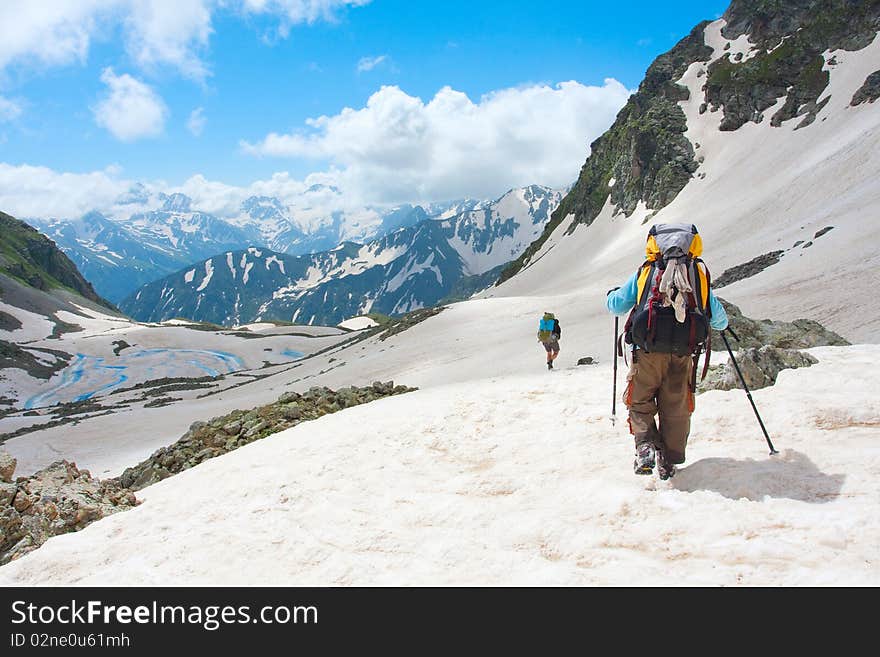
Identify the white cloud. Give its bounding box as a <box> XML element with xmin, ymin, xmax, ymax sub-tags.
<box><xmin>0</xmin><ymin>161</ymin><xmax>345</xmax><ymax>229</ymax></box>
<box><xmin>123</xmin><ymin>0</ymin><xmax>214</xmax><ymax>80</ymax></box>
<box><xmin>0</xmin><ymin>162</ymin><xmax>133</xmax><ymax>219</ymax></box>
<box><xmin>0</xmin><ymin>96</ymin><xmax>22</xmax><ymax>122</ymax></box>
<box><xmin>242</xmin><ymin>0</ymin><xmax>372</xmax><ymax>37</ymax></box>
<box><xmin>93</xmin><ymin>67</ymin><xmax>168</xmax><ymax>141</ymax></box>
<box><xmin>0</xmin><ymin>0</ymin><xmax>372</xmax><ymax>78</ymax></box>
<box><xmin>357</xmin><ymin>54</ymin><xmax>387</xmax><ymax>72</ymax></box>
<box><xmin>0</xmin><ymin>0</ymin><xmax>112</xmax><ymax>72</ymax></box>
<box><xmin>187</xmin><ymin>107</ymin><xmax>206</xmax><ymax>136</ymax></box>
<box><xmin>242</xmin><ymin>79</ymin><xmax>633</xmax><ymax>202</ymax></box>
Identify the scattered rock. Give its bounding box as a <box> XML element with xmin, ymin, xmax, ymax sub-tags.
<box><xmin>0</xmin><ymin>460</ymin><xmax>138</xmax><ymax>565</ymax></box>
<box><xmin>0</xmin><ymin>451</ymin><xmax>15</xmax><ymax>482</ymax></box>
<box><xmin>577</xmin><ymin>357</ymin><xmax>597</xmax><ymax>366</ymax></box>
<box><xmin>222</xmin><ymin>420</ymin><xmax>242</xmax><ymax>435</ymax></box>
<box><xmin>0</xmin><ymin>482</ymin><xmax>17</xmax><ymax>506</ymax></box>
<box><xmin>813</xmin><ymin>226</ymin><xmax>834</xmax><ymax>239</ymax></box>
<box><xmin>282</xmin><ymin>404</ymin><xmax>301</xmax><ymax>420</ymax></box>
<box><xmin>111</xmin><ymin>340</ymin><xmax>131</xmax><ymax>356</ymax></box>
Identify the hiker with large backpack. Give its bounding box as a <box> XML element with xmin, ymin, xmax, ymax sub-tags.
<box><xmin>537</xmin><ymin>312</ymin><xmax>562</xmax><ymax>370</ymax></box>
<box><xmin>606</xmin><ymin>223</ymin><xmax>728</xmax><ymax>480</ymax></box>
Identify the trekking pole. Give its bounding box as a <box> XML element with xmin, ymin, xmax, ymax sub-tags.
<box><xmin>721</xmin><ymin>327</ymin><xmax>779</xmax><ymax>455</ymax></box>
<box><xmin>612</xmin><ymin>316</ymin><xmax>619</xmax><ymax>426</ymax></box>
<box><xmin>608</xmin><ymin>287</ymin><xmax>620</xmax><ymax>427</ymax></box>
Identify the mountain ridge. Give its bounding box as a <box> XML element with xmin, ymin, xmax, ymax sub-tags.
<box><xmin>119</xmin><ymin>186</ymin><xmax>562</xmax><ymax>326</ymax></box>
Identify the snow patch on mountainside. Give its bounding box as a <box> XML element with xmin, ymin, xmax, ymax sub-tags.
<box><xmin>265</xmin><ymin>255</ymin><xmax>285</xmax><ymax>274</ymax></box>
<box><xmin>196</xmin><ymin>259</ymin><xmax>214</xmax><ymax>292</ymax></box>
<box><xmin>337</xmin><ymin>316</ymin><xmax>379</xmax><ymax>330</ymax></box>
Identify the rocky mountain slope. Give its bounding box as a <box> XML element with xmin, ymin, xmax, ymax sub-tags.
<box><xmin>499</xmin><ymin>0</ymin><xmax>880</xmax><ymax>287</ymax></box>
<box><xmin>120</xmin><ymin>186</ymin><xmax>562</xmax><ymax>326</ymax></box>
<box><xmin>0</xmin><ymin>211</ymin><xmax>112</xmax><ymax>308</ymax></box>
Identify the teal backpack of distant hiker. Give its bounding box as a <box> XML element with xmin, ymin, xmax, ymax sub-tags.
<box><xmin>537</xmin><ymin>312</ymin><xmax>558</xmax><ymax>342</ymax></box>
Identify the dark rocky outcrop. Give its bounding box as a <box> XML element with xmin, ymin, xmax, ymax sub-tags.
<box><xmin>851</xmin><ymin>70</ymin><xmax>880</xmax><ymax>105</ymax></box>
<box><xmin>0</xmin><ymin>340</ymin><xmax>71</xmax><ymax>380</ymax></box>
<box><xmin>0</xmin><ymin>311</ymin><xmax>22</xmax><ymax>332</ymax></box>
<box><xmin>0</xmin><ymin>455</ymin><xmax>138</xmax><ymax>565</ymax></box>
<box><xmin>713</xmin><ymin>251</ymin><xmax>785</xmax><ymax>288</ymax></box>
<box><xmin>116</xmin><ymin>381</ymin><xmax>416</xmax><ymax>491</ymax></box>
<box><xmin>706</xmin><ymin>0</ymin><xmax>880</xmax><ymax>131</ymax></box>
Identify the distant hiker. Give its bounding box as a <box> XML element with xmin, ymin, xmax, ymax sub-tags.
<box><xmin>606</xmin><ymin>223</ymin><xmax>728</xmax><ymax>480</ymax></box>
<box><xmin>537</xmin><ymin>312</ymin><xmax>561</xmax><ymax>370</ymax></box>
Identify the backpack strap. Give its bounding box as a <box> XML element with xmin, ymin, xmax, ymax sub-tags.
<box><xmin>701</xmin><ymin>330</ymin><xmax>712</xmax><ymax>381</ymax></box>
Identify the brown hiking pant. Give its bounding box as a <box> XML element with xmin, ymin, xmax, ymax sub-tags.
<box><xmin>624</xmin><ymin>351</ymin><xmax>695</xmax><ymax>464</ymax></box>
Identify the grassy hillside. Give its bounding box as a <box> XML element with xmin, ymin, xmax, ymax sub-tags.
<box><xmin>0</xmin><ymin>211</ymin><xmax>114</xmax><ymax>309</ymax></box>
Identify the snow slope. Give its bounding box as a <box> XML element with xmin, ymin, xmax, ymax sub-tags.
<box><xmin>1</xmin><ymin>345</ymin><xmax>877</xmax><ymax>586</ymax></box>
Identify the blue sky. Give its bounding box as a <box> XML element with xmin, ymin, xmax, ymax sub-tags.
<box><xmin>0</xmin><ymin>0</ymin><xmax>729</xmax><ymax>218</ymax></box>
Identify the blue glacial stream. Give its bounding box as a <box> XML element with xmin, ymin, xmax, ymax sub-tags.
<box><xmin>24</xmin><ymin>348</ymin><xmax>245</xmax><ymax>410</ymax></box>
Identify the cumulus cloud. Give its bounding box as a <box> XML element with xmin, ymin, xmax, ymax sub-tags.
<box><xmin>0</xmin><ymin>96</ymin><xmax>22</xmax><ymax>122</ymax></box>
<box><xmin>187</xmin><ymin>107</ymin><xmax>206</xmax><ymax>136</ymax></box>
<box><xmin>242</xmin><ymin>79</ymin><xmax>632</xmax><ymax>202</ymax></box>
<box><xmin>357</xmin><ymin>54</ymin><xmax>387</xmax><ymax>72</ymax></box>
<box><xmin>123</xmin><ymin>0</ymin><xmax>214</xmax><ymax>80</ymax></box>
<box><xmin>0</xmin><ymin>162</ymin><xmax>133</xmax><ymax>219</ymax></box>
<box><xmin>93</xmin><ymin>67</ymin><xmax>168</xmax><ymax>141</ymax></box>
<box><xmin>0</xmin><ymin>0</ymin><xmax>109</xmax><ymax>72</ymax></box>
<box><xmin>0</xmin><ymin>161</ymin><xmax>345</xmax><ymax>229</ymax></box>
<box><xmin>0</xmin><ymin>0</ymin><xmax>372</xmax><ymax>78</ymax></box>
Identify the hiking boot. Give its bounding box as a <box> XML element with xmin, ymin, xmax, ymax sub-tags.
<box><xmin>656</xmin><ymin>452</ymin><xmax>676</xmax><ymax>481</ymax></box>
<box><xmin>547</xmin><ymin>360</ymin><xmax>553</xmax><ymax>370</ymax></box>
<box><xmin>633</xmin><ymin>443</ymin><xmax>655</xmax><ymax>475</ymax></box>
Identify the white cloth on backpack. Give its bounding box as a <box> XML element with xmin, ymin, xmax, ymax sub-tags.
<box><xmin>658</xmin><ymin>257</ymin><xmax>692</xmax><ymax>323</ymax></box>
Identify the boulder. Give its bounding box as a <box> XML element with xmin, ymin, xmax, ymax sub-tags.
<box><xmin>0</xmin><ymin>451</ymin><xmax>16</xmax><ymax>483</ymax></box>
<box><xmin>700</xmin><ymin>346</ymin><xmax>818</xmax><ymax>392</ymax></box>
<box><xmin>282</xmin><ymin>404</ymin><xmax>302</xmax><ymax>420</ymax></box>
<box><xmin>222</xmin><ymin>420</ymin><xmax>242</xmax><ymax>435</ymax></box>
<box><xmin>711</xmin><ymin>299</ymin><xmax>849</xmax><ymax>352</ymax></box>
<box><xmin>0</xmin><ymin>482</ymin><xmax>17</xmax><ymax>506</ymax></box>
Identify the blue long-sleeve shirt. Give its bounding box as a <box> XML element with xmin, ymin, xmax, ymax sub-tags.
<box><xmin>606</xmin><ymin>270</ymin><xmax>728</xmax><ymax>331</ymax></box>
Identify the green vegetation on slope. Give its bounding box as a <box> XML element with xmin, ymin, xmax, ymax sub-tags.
<box><xmin>0</xmin><ymin>211</ymin><xmax>114</xmax><ymax>309</ymax></box>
